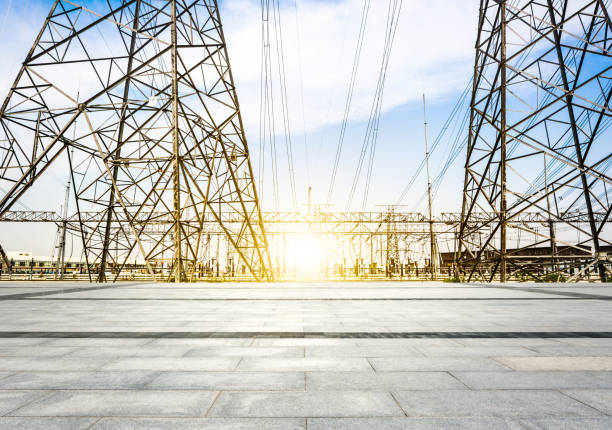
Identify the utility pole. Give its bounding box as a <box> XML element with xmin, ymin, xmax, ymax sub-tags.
<box><xmin>56</xmin><ymin>160</ymin><xmax>72</xmax><ymax>280</ymax></box>
<box><xmin>308</xmin><ymin>186</ymin><xmax>312</xmax><ymax>216</ymax></box>
<box><xmin>499</xmin><ymin>0</ymin><xmax>508</xmax><ymax>283</ymax></box>
<box><xmin>423</xmin><ymin>94</ymin><xmax>436</xmax><ymax>280</ymax></box>
<box><xmin>544</xmin><ymin>154</ymin><xmax>556</xmax><ymax>275</ymax></box>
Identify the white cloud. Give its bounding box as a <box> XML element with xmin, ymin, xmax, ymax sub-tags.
<box><xmin>221</xmin><ymin>0</ymin><xmax>479</xmax><ymax>135</ymax></box>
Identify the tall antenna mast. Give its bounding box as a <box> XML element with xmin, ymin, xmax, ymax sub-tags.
<box><xmin>423</xmin><ymin>93</ymin><xmax>437</xmax><ymax>280</ymax></box>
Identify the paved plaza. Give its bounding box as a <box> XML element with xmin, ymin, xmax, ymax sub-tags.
<box><xmin>0</xmin><ymin>281</ymin><xmax>611</xmax><ymax>428</ymax></box>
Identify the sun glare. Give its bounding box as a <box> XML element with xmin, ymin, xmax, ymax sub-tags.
<box><xmin>284</xmin><ymin>234</ymin><xmax>323</xmax><ymax>277</ymax></box>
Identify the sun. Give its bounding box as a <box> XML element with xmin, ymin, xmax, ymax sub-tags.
<box><xmin>284</xmin><ymin>233</ymin><xmax>323</xmax><ymax>277</ymax></box>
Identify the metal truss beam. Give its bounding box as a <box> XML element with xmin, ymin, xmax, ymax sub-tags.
<box><xmin>459</xmin><ymin>0</ymin><xmax>612</xmax><ymax>282</ymax></box>
<box><xmin>0</xmin><ymin>0</ymin><xmax>272</xmax><ymax>282</ymax></box>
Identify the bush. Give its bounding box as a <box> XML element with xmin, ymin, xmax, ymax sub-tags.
<box><xmin>443</xmin><ymin>275</ymin><xmax>464</xmax><ymax>283</ymax></box>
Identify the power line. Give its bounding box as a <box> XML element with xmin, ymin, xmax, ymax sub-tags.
<box><xmin>272</xmin><ymin>0</ymin><xmax>297</xmax><ymax>209</ymax></box>
<box><xmin>327</xmin><ymin>0</ymin><xmax>371</xmax><ymax>206</ymax></box>
<box><xmin>346</xmin><ymin>0</ymin><xmax>403</xmax><ymax>211</ymax></box>
<box><xmin>293</xmin><ymin>0</ymin><xmax>311</xmax><ymax>190</ymax></box>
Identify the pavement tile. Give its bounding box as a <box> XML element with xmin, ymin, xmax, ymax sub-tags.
<box><xmin>497</xmin><ymin>357</ymin><xmax>612</xmax><ymax>371</ymax></box>
<box><xmin>66</xmin><ymin>346</ymin><xmax>192</xmax><ymax>357</ymax></box>
<box><xmin>518</xmin><ymin>417</ymin><xmax>612</xmax><ymax>429</ymax></box>
<box><xmin>305</xmin><ymin>346</ymin><xmax>423</xmax><ymax>358</ymax></box>
<box><xmin>0</xmin><ymin>357</ymin><xmax>109</xmax><ymax>372</ymax></box>
<box><xmin>306</xmin><ymin>372</ymin><xmax>466</xmax><ymax>390</ymax></box>
<box><xmin>552</xmin><ymin>338</ymin><xmax>612</xmax><ymax>347</ymax></box>
<box><xmin>529</xmin><ymin>346</ymin><xmax>612</xmax><ymax>356</ymax></box>
<box><xmin>9</xmin><ymin>390</ymin><xmax>218</xmax><ymax>417</ymax></box>
<box><xmin>148</xmin><ymin>339</ymin><xmax>250</xmax><ymax>347</ymax></box>
<box><xmin>102</xmin><ymin>357</ymin><xmax>240</xmax><ymax>371</ymax></box>
<box><xmin>208</xmin><ymin>391</ymin><xmax>404</xmax><ymax>417</ymax></box>
<box><xmin>237</xmin><ymin>358</ymin><xmax>372</xmax><ymax>371</ymax></box>
<box><xmin>184</xmin><ymin>346</ymin><xmax>304</xmax><ymax>358</ymax></box>
<box><xmin>415</xmin><ymin>346</ymin><xmax>537</xmax><ymax>357</ymax></box>
<box><xmin>0</xmin><ymin>391</ymin><xmax>50</xmax><ymax>416</ymax></box>
<box><xmin>252</xmin><ymin>338</ymin><xmax>357</xmax><ymax>346</ymax></box>
<box><xmin>0</xmin><ymin>347</ymin><xmax>79</xmax><ymax>357</ymax></box>
<box><xmin>0</xmin><ymin>417</ymin><xmax>98</xmax><ymax>430</ymax></box>
<box><xmin>394</xmin><ymin>389</ymin><xmax>602</xmax><ymax>417</ymax></box>
<box><xmin>42</xmin><ymin>338</ymin><xmax>153</xmax><ymax>347</ymax></box>
<box><xmin>354</xmin><ymin>339</ymin><xmax>462</xmax><ymax>347</ymax></box>
<box><xmin>307</xmin><ymin>417</ymin><xmax>523</xmax><ymax>429</ymax></box>
<box><xmin>453</xmin><ymin>371</ymin><xmax>612</xmax><ymax>390</ymax></box>
<box><xmin>147</xmin><ymin>371</ymin><xmax>304</xmax><ymax>390</ymax></box>
<box><xmin>0</xmin><ymin>339</ymin><xmax>51</xmax><ymax>347</ymax></box>
<box><xmin>454</xmin><ymin>338</ymin><xmax>562</xmax><ymax>347</ymax></box>
<box><xmin>90</xmin><ymin>417</ymin><xmax>306</xmax><ymax>429</ymax></box>
<box><xmin>0</xmin><ymin>371</ymin><xmax>159</xmax><ymax>390</ymax></box>
<box><xmin>562</xmin><ymin>389</ymin><xmax>612</xmax><ymax>414</ymax></box>
<box><xmin>370</xmin><ymin>357</ymin><xmax>511</xmax><ymax>372</ymax></box>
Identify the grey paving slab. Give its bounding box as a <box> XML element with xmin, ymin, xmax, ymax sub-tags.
<box><xmin>354</xmin><ymin>339</ymin><xmax>462</xmax><ymax>347</ymax></box>
<box><xmin>147</xmin><ymin>371</ymin><xmax>304</xmax><ymax>390</ymax></box>
<box><xmin>208</xmin><ymin>391</ymin><xmax>404</xmax><ymax>417</ymax></box>
<box><xmin>237</xmin><ymin>358</ymin><xmax>372</xmax><ymax>371</ymax></box>
<box><xmin>0</xmin><ymin>417</ymin><xmax>98</xmax><ymax>430</ymax></box>
<box><xmin>529</xmin><ymin>346</ymin><xmax>612</xmax><ymax>356</ymax></box>
<box><xmin>0</xmin><ymin>339</ymin><xmax>51</xmax><ymax>347</ymax></box>
<box><xmin>552</xmin><ymin>338</ymin><xmax>612</xmax><ymax>346</ymax></box>
<box><xmin>394</xmin><ymin>390</ymin><xmax>602</xmax><ymax>417</ymax></box>
<box><xmin>43</xmin><ymin>338</ymin><xmax>153</xmax><ymax>347</ymax></box>
<box><xmin>9</xmin><ymin>390</ymin><xmax>218</xmax><ymax>417</ymax></box>
<box><xmin>562</xmin><ymin>389</ymin><xmax>612</xmax><ymax>414</ymax></box>
<box><xmin>453</xmin><ymin>371</ymin><xmax>612</xmax><ymax>390</ymax></box>
<box><xmin>454</xmin><ymin>338</ymin><xmax>563</xmax><ymax>347</ymax></box>
<box><xmin>90</xmin><ymin>417</ymin><xmax>306</xmax><ymax>429</ymax></box>
<box><xmin>0</xmin><ymin>347</ymin><xmax>80</xmax><ymax>357</ymax></box>
<box><xmin>306</xmin><ymin>372</ymin><xmax>466</xmax><ymax>390</ymax></box>
<box><xmin>307</xmin><ymin>417</ymin><xmax>523</xmax><ymax>429</ymax></box>
<box><xmin>497</xmin><ymin>356</ymin><xmax>612</xmax><ymax>371</ymax></box>
<box><xmin>148</xmin><ymin>338</ymin><xmax>250</xmax><ymax>346</ymax></box>
<box><xmin>0</xmin><ymin>371</ymin><xmax>159</xmax><ymax>390</ymax></box>
<box><xmin>415</xmin><ymin>346</ymin><xmax>537</xmax><ymax>357</ymax></box>
<box><xmin>518</xmin><ymin>417</ymin><xmax>612</xmax><ymax>430</ymax></box>
<box><xmin>252</xmin><ymin>338</ymin><xmax>357</xmax><ymax>346</ymax></box>
<box><xmin>370</xmin><ymin>357</ymin><xmax>511</xmax><ymax>372</ymax></box>
<box><xmin>102</xmin><ymin>357</ymin><xmax>240</xmax><ymax>371</ymax></box>
<box><xmin>0</xmin><ymin>357</ymin><xmax>110</xmax><ymax>371</ymax></box>
<box><xmin>184</xmin><ymin>346</ymin><xmax>304</xmax><ymax>358</ymax></box>
<box><xmin>66</xmin><ymin>346</ymin><xmax>192</xmax><ymax>357</ymax></box>
<box><xmin>0</xmin><ymin>391</ymin><xmax>50</xmax><ymax>416</ymax></box>
<box><xmin>305</xmin><ymin>346</ymin><xmax>423</xmax><ymax>357</ymax></box>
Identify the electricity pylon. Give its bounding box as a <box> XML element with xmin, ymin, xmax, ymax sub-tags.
<box><xmin>459</xmin><ymin>0</ymin><xmax>612</xmax><ymax>282</ymax></box>
<box><xmin>0</xmin><ymin>0</ymin><xmax>272</xmax><ymax>282</ymax></box>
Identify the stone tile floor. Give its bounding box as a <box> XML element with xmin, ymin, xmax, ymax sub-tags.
<box><xmin>0</xmin><ymin>281</ymin><xmax>611</xmax><ymax>428</ymax></box>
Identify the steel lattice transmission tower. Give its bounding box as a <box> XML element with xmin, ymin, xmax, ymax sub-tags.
<box><xmin>0</xmin><ymin>0</ymin><xmax>272</xmax><ymax>282</ymax></box>
<box><xmin>459</xmin><ymin>0</ymin><xmax>612</xmax><ymax>282</ymax></box>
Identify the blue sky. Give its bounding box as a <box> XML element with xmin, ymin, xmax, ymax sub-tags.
<box><xmin>0</xmin><ymin>0</ymin><xmax>479</xmax><ymax>254</ymax></box>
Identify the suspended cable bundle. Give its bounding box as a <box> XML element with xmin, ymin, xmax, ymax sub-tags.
<box><xmin>346</xmin><ymin>0</ymin><xmax>404</xmax><ymax>211</ymax></box>
<box><xmin>327</xmin><ymin>0</ymin><xmax>371</xmax><ymax>206</ymax></box>
<box><xmin>259</xmin><ymin>0</ymin><xmax>298</xmax><ymax>211</ymax></box>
